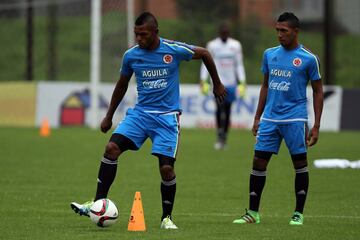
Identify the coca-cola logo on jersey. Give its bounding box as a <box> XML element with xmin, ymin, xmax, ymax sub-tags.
<box><xmin>269</xmin><ymin>80</ymin><xmax>291</xmax><ymax>91</ymax></box>
<box><xmin>143</xmin><ymin>79</ymin><xmax>168</xmax><ymax>89</ymax></box>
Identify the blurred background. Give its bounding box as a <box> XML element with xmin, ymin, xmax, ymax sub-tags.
<box><xmin>0</xmin><ymin>0</ymin><xmax>359</xmax><ymax>129</ymax></box>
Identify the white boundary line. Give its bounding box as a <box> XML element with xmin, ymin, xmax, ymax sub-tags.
<box><xmin>176</xmin><ymin>212</ymin><xmax>360</xmax><ymax>219</ymax></box>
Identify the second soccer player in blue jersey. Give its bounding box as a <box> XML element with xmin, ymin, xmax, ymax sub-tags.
<box><xmin>233</xmin><ymin>12</ymin><xmax>323</xmax><ymax>225</ymax></box>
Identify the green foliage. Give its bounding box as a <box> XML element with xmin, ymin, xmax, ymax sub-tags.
<box><xmin>101</xmin><ymin>12</ymin><xmax>128</xmax><ymax>82</ymax></box>
<box><xmin>0</xmin><ymin>18</ymin><xmax>26</xmax><ymax>80</ymax></box>
<box><xmin>0</xmin><ymin>127</ymin><xmax>359</xmax><ymax>239</ymax></box>
<box><xmin>176</xmin><ymin>0</ymin><xmax>237</xmax><ymax>24</ymax></box>
<box><xmin>335</xmin><ymin>34</ymin><xmax>360</xmax><ymax>88</ymax></box>
<box><xmin>237</xmin><ymin>14</ymin><xmax>262</xmax><ymax>57</ymax></box>
<box><xmin>0</xmin><ymin>15</ymin><xmax>358</xmax><ymax>87</ymax></box>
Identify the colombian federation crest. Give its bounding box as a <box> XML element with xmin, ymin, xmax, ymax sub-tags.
<box><xmin>163</xmin><ymin>54</ymin><xmax>173</xmax><ymax>64</ymax></box>
<box><xmin>293</xmin><ymin>57</ymin><xmax>302</xmax><ymax>67</ymax></box>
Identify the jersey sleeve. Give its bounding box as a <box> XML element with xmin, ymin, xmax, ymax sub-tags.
<box><xmin>235</xmin><ymin>42</ymin><xmax>246</xmax><ymax>83</ymax></box>
<box><xmin>308</xmin><ymin>55</ymin><xmax>321</xmax><ymax>81</ymax></box>
<box><xmin>261</xmin><ymin>50</ymin><xmax>269</xmax><ymax>74</ymax></box>
<box><xmin>119</xmin><ymin>51</ymin><xmax>133</xmax><ymax>77</ymax></box>
<box><xmin>173</xmin><ymin>41</ymin><xmax>195</xmax><ymax>61</ymax></box>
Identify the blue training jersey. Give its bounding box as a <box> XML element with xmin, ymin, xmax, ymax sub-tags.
<box><xmin>261</xmin><ymin>44</ymin><xmax>321</xmax><ymax>122</ymax></box>
<box><xmin>120</xmin><ymin>38</ymin><xmax>195</xmax><ymax>113</ymax></box>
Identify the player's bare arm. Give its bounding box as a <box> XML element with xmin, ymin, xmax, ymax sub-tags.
<box><xmin>101</xmin><ymin>74</ymin><xmax>131</xmax><ymax>133</ymax></box>
<box><xmin>308</xmin><ymin>79</ymin><xmax>323</xmax><ymax>146</ymax></box>
<box><xmin>252</xmin><ymin>74</ymin><xmax>269</xmax><ymax>136</ymax></box>
<box><xmin>192</xmin><ymin>46</ymin><xmax>226</xmax><ymax>102</ymax></box>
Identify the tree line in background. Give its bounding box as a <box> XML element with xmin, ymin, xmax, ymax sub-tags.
<box><xmin>0</xmin><ymin>0</ymin><xmax>358</xmax><ymax>88</ymax></box>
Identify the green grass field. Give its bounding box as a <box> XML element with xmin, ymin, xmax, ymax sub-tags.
<box><xmin>0</xmin><ymin>127</ymin><xmax>359</xmax><ymax>239</ymax></box>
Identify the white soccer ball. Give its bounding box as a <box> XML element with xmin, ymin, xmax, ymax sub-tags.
<box><xmin>89</xmin><ymin>199</ymin><xmax>119</xmax><ymax>227</ymax></box>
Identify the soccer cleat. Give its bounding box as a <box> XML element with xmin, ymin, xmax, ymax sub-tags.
<box><xmin>70</xmin><ymin>200</ymin><xmax>94</xmax><ymax>217</ymax></box>
<box><xmin>289</xmin><ymin>212</ymin><xmax>304</xmax><ymax>225</ymax></box>
<box><xmin>160</xmin><ymin>216</ymin><xmax>178</xmax><ymax>229</ymax></box>
<box><xmin>214</xmin><ymin>142</ymin><xmax>227</xmax><ymax>150</ymax></box>
<box><xmin>233</xmin><ymin>209</ymin><xmax>260</xmax><ymax>224</ymax></box>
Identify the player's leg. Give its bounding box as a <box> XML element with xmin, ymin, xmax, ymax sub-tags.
<box><xmin>70</xmin><ymin>134</ymin><xmax>138</xmax><ymax>217</ymax></box>
<box><xmin>233</xmin><ymin>151</ymin><xmax>271</xmax><ymax>224</ymax></box>
<box><xmin>69</xmin><ymin>137</ymin><xmax>124</xmax><ymax>217</ymax></box>
<box><xmin>157</xmin><ymin>154</ymin><xmax>178</xmax><ymax>229</ymax></box>
<box><xmin>94</xmin><ymin>133</ymin><xmax>138</xmax><ymax>200</ymax></box>
<box><xmin>282</xmin><ymin>122</ymin><xmax>308</xmax><ymax>225</ymax></box>
<box><xmin>250</xmin><ymin>122</ymin><xmax>280</xmax><ymax>213</ymax></box>
<box><xmin>289</xmin><ymin>153</ymin><xmax>308</xmax><ymax>225</ymax></box>
<box><xmin>215</xmin><ymin>100</ymin><xmax>226</xmax><ymax>149</ymax></box>
<box><xmin>249</xmin><ymin>151</ymin><xmax>272</xmax><ymax>213</ymax></box>
<box><xmin>216</xmin><ymin>86</ymin><xmax>235</xmax><ymax>150</ymax></box>
<box><xmin>149</xmin><ymin>112</ymin><xmax>179</xmax><ymax>229</ymax></box>
<box><xmin>234</xmin><ymin>121</ymin><xmax>281</xmax><ymax>224</ymax></box>
<box><xmin>95</xmin><ymin>108</ymin><xmax>146</xmax><ymax>200</ymax></box>
<box><xmin>222</xmin><ymin>101</ymin><xmax>232</xmax><ymax>145</ymax></box>
<box><xmin>70</xmin><ymin>109</ymin><xmax>146</xmax><ymax>217</ymax></box>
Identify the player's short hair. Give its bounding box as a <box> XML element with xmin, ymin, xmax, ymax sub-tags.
<box><xmin>135</xmin><ymin>12</ymin><xmax>158</xmax><ymax>29</ymax></box>
<box><xmin>277</xmin><ymin>12</ymin><xmax>300</xmax><ymax>28</ymax></box>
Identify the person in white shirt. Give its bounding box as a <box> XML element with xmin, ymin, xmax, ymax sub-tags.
<box><xmin>200</xmin><ymin>23</ymin><xmax>247</xmax><ymax>150</ymax></box>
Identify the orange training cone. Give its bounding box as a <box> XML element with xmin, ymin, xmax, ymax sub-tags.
<box><xmin>127</xmin><ymin>191</ymin><xmax>146</xmax><ymax>231</ymax></box>
<box><xmin>40</xmin><ymin>118</ymin><xmax>50</xmax><ymax>137</ymax></box>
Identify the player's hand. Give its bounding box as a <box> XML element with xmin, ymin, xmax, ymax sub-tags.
<box><xmin>307</xmin><ymin>126</ymin><xmax>320</xmax><ymax>147</ymax></box>
<box><xmin>252</xmin><ymin>118</ymin><xmax>260</xmax><ymax>136</ymax></box>
<box><xmin>213</xmin><ymin>83</ymin><xmax>227</xmax><ymax>104</ymax></box>
<box><xmin>200</xmin><ymin>81</ymin><xmax>210</xmax><ymax>95</ymax></box>
<box><xmin>237</xmin><ymin>83</ymin><xmax>246</xmax><ymax>98</ymax></box>
<box><xmin>100</xmin><ymin>116</ymin><xmax>113</xmax><ymax>133</ymax></box>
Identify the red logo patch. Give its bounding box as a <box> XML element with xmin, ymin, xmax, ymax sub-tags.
<box><xmin>293</xmin><ymin>58</ymin><xmax>302</xmax><ymax>67</ymax></box>
<box><xmin>163</xmin><ymin>54</ymin><xmax>173</xmax><ymax>64</ymax></box>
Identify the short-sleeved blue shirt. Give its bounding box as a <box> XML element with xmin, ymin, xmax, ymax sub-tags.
<box><xmin>121</xmin><ymin>38</ymin><xmax>195</xmax><ymax>113</ymax></box>
<box><xmin>261</xmin><ymin>44</ymin><xmax>321</xmax><ymax>122</ymax></box>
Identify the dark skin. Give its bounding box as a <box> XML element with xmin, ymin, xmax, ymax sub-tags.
<box><xmin>252</xmin><ymin>21</ymin><xmax>323</xmax><ymax>170</ymax></box>
<box><xmin>275</xmin><ymin>21</ymin><xmax>299</xmax><ymax>50</ymax></box>
<box><xmin>100</xmin><ymin>21</ymin><xmax>226</xmax><ymax>180</ymax></box>
<box><xmin>219</xmin><ymin>24</ymin><xmax>230</xmax><ymax>42</ymax></box>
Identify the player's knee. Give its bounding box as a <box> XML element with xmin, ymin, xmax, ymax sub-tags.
<box><xmin>291</xmin><ymin>153</ymin><xmax>307</xmax><ymax>169</ymax></box>
<box><xmin>109</xmin><ymin>133</ymin><xmax>138</xmax><ymax>152</ymax></box>
<box><xmin>160</xmin><ymin>165</ymin><xmax>175</xmax><ymax>181</ymax></box>
<box><xmin>104</xmin><ymin>142</ymin><xmax>121</xmax><ymax>160</ymax></box>
<box><xmin>253</xmin><ymin>150</ymin><xmax>272</xmax><ymax>170</ymax></box>
<box><xmin>252</xmin><ymin>158</ymin><xmax>268</xmax><ymax>171</ymax></box>
<box><xmin>158</xmin><ymin>154</ymin><xmax>175</xmax><ymax>180</ymax></box>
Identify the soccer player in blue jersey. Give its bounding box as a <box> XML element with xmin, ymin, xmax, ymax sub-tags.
<box><xmin>70</xmin><ymin>12</ymin><xmax>226</xmax><ymax>229</ymax></box>
<box><xmin>233</xmin><ymin>12</ymin><xmax>323</xmax><ymax>225</ymax></box>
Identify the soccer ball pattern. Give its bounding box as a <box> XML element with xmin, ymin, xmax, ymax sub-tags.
<box><xmin>89</xmin><ymin>199</ymin><xmax>118</xmax><ymax>227</ymax></box>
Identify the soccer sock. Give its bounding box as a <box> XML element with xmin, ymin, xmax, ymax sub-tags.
<box><xmin>94</xmin><ymin>156</ymin><xmax>118</xmax><ymax>201</ymax></box>
<box><xmin>249</xmin><ymin>169</ymin><xmax>267</xmax><ymax>212</ymax></box>
<box><xmin>216</xmin><ymin>102</ymin><xmax>226</xmax><ymax>142</ymax></box>
<box><xmin>294</xmin><ymin>166</ymin><xmax>309</xmax><ymax>213</ymax></box>
<box><xmin>161</xmin><ymin>177</ymin><xmax>176</xmax><ymax>220</ymax></box>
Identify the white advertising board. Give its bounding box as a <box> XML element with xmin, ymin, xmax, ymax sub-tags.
<box><xmin>36</xmin><ymin>82</ymin><xmax>342</xmax><ymax>131</ymax></box>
